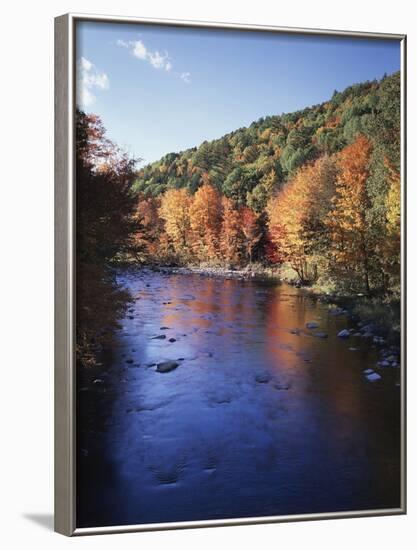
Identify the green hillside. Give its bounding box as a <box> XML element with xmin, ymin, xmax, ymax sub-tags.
<box><xmin>133</xmin><ymin>71</ymin><xmax>400</xmax><ymax>211</ymax></box>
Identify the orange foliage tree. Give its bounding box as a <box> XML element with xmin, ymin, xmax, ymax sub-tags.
<box><xmin>241</xmin><ymin>207</ymin><xmax>261</xmax><ymax>264</ymax></box>
<box><xmin>132</xmin><ymin>196</ymin><xmax>163</xmax><ymax>261</ymax></box>
<box><xmin>220</xmin><ymin>197</ymin><xmax>243</xmax><ymax>266</ymax></box>
<box><xmin>326</xmin><ymin>135</ymin><xmax>373</xmax><ymax>292</ymax></box>
<box><xmin>267</xmin><ymin>155</ymin><xmax>337</xmax><ymax>282</ymax></box>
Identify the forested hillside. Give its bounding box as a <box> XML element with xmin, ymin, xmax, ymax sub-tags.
<box><xmin>131</xmin><ymin>72</ymin><xmax>400</xmax><ymax>296</ymax></box>
<box><xmin>134</xmin><ymin>72</ymin><xmax>400</xmax><ymax>207</ymax></box>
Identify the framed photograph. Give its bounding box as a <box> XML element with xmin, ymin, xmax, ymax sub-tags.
<box><xmin>55</xmin><ymin>13</ymin><xmax>406</xmax><ymax>536</ymax></box>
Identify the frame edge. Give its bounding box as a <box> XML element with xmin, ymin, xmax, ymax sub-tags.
<box><xmin>54</xmin><ymin>13</ymin><xmax>76</xmax><ymax>537</ymax></box>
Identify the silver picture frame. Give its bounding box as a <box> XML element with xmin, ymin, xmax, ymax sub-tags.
<box><xmin>54</xmin><ymin>13</ymin><xmax>407</xmax><ymax>536</ymax></box>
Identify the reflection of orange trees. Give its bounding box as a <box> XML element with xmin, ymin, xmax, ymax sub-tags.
<box><xmin>264</xmin><ymin>287</ymin><xmax>311</xmax><ymax>370</ymax></box>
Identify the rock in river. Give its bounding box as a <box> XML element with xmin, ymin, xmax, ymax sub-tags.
<box><xmin>337</xmin><ymin>329</ymin><xmax>350</xmax><ymax>338</ymax></box>
<box><xmin>255</xmin><ymin>372</ymin><xmax>271</xmax><ymax>384</ymax></box>
<box><xmin>156</xmin><ymin>361</ymin><xmax>180</xmax><ymax>373</ymax></box>
<box><xmin>314</xmin><ymin>332</ymin><xmax>328</xmax><ymax>339</ymax></box>
<box><xmin>151</xmin><ymin>334</ymin><xmax>166</xmax><ymax>340</ymax></box>
<box><xmin>366</xmin><ymin>372</ymin><xmax>382</xmax><ymax>382</ymax></box>
<box><xmin>306</xmin><ymin>321</ymin><xmax>319</xmax><ymax>329</ymax></box>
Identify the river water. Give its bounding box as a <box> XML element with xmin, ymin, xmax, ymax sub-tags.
<box><xmin>76</xmin><ymin>269</ymin><xmax>401</xmax><ymax>528</ymax></box>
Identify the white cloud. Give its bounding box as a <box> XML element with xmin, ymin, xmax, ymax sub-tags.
<box><xmin>76</xmin><ymin>57</ymin><xmax>109</xmax><ymax>107</ymax></box>
<box><xmin>117</xmin><ymin>39</ymin><xmax>188</xmax><ymax>81</ymax></box>
<box><xmin>148</xmin><ymin>50</ymin><xmax>168</xmax><ymax>69</ymax></box>
<box><xmin>132</xmin><ymin>40</ymin><xmax>147</xmax><ymax>60</ymax></box>
<box><xmin>180</xmin><ymin>72</ymin><xmax>191</xmax><ymax>84</ymax></box>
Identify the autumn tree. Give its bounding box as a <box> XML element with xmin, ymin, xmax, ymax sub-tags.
<box><xmin>326</xmin><ymin>135</ymin><xmax>373</xmax><ymax>292</ymax></box>
<box><xmin>220</xmin><ymin>197</ymin><xmax>243</xmax><ymax>266</ymax></box>
<box><xmin>189</xmin><ymin>183</ymin><xmax>222</xmax><ymax>263</ymax></box>
<box><xmin>267</xmin><ymin>155</ymin><xmax>337</xmax><ymax>282</ymax></box>
<box><xmin>241</xmin><ymin>207</ymin><xmax>261</xmax><ymax>264</ymax></box>
<box><xmin>76</xmin><ymin>110</ymin><xmax>139</xmax><ymax>366</ymax></box>
<box><xmin>132</xmin><ymin>196</ymin><xmax>164</xmax><ymax>262</ymax></box>
<box><xmin>383</xmin><ymin>160</ymin><xmax>401</xmax><ymax>295</ymax></box>
<box><xmin>159</xmin><ymin>188</ymin><xmax>192</xmax><ymax>260</ymax></box>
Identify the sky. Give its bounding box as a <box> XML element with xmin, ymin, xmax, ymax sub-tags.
<box><xmin>76</xmin><ymin>21</ymin><xmax>401</xmax><ymax>166</ymax></box>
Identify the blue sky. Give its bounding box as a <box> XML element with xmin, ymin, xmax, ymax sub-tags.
<box><xmin>76</xmin><ymin>21</ymin><xmax>400</xmax><ymax>166</ymax></box>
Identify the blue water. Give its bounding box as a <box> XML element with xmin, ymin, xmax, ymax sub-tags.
<box><xmin>76</xmin><ymin>270</ymin><xmax>401</xmax><ymax>528</ymax></box>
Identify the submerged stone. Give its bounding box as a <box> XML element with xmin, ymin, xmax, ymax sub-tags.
<box><xmin>306</xmin><ymin>321</ymin><xmax>319</xmax><ymax>329</ymax></box>
<box><xmin>366</xmin><ymin>372</ymin><xmax>382</xmax><ymax>382</ymax></box>
<box><xmin>337</xmin><ymin>329</ymin><xmax>350</xmax><ymax>338</ymax></box>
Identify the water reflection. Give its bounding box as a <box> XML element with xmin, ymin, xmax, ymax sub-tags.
<box><xmin>76</xmin><ymin>271</ymin><xmax>401</xmax><ymax>528</ymax></box>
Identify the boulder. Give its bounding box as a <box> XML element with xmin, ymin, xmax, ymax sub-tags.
<box><xmin>156</xmin><ymin>361</ymin><xmax>179</xmax><ymax>373</ymax></box>
<box><xmin>306</xmin><ymin>321</ymin><xmax>319</xmax><ymax>329</ymax></box>
<box><xmin>337</xmin><ymin>329</ymin><xmax>350</xmax><ymax>338</ymax></box>
<box><xmin>314</xmin><ymin>332</ymin><xmax>328</xmax><ymax>338</ymax></box>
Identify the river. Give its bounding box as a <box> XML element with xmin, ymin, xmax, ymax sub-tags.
<box><xmin>76</xmin><ymin>269</ymin><xmax>401</xmax><ymax>528</ymax></box>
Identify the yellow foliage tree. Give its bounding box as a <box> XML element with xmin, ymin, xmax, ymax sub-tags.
<box><xmin>159</xmin><ymin>188</ymin><xmax>191</xmax><ymax>258</ymax></box>
<box><xmin>189</xmin><ymin>183</ymin><xmax>222</xmax><ymax>262</ymax></box>
<box><xmin>384</xmin><ymin>159</ymin><xmax>401</xmax><ymax>293</ymax></box>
